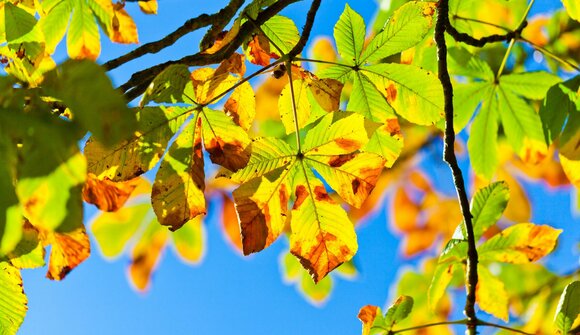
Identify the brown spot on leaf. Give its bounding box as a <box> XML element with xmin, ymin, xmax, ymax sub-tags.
<box><xmin>328</xmin><ymin>153</ymin><xmax>356</xmax><ymax>167</ymax></box>
<box><xmin>236</xmin><ymin>198</ymin><xmax>269</xmax><ymax>255</ymax></box>
<box><xmin>293</xmin><ymin>185</ymin><xmax>308</xmax><ymax>209</ymax></box>
<box><xmin>385</xmin><ymin>83</ymin><xmax>397</xmax><ymax>103</ymax></box>
<box><xmin>384</xmin><ymin>118</ymin><xmax>401</xmax><ymax>136</ymax></box>
<box><xmin>205</xmin><ymin>138</ymin><xmax>250</xmax><ymax>172</ymax></box>
<box><xmin>352</xmin><ymin>179</ymin><xmax>361</xmax><ymax>194</ymax></box>
<box><xmin>314</xmin><ymin>185</ymin><xmax>332</xmax><ymax>202</ymax></box>
<box><xmin>279</xmin><ymin>183</ymin><xmax>289</xmax><ymax>206</ymax></box>
<box><xmin>334</xmin><ymin>138</ymin><xmax>361</xmax><ymax>151</ymax></box>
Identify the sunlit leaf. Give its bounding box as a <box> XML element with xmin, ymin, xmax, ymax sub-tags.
<box><xmin>468</xmin><ymin>90</ymin><xmax>499</xmax><ymax>180</ymax></box>
<box><xmin>224</xmin><ymin>81</ymin><xmax>255</xmax><ymax>131</ymax></box>
<box><xmin>0</xmin><ymin>262</ymin><xmax>27</xmax><ymax>335</ymax></box>
<box><xmin>85</xmin><ymin>106</ymin><xmax>192</xmax><ymax>182</ymax></box>
<box><xmin>554</xmin><ymin>281</ymin><xmax>580</xmax><ymax>335</ymax></box>
<box><xmin>42</xmin><ymin>224</ymin><xmax>90</xmax><ymax>280</ymax></box>
<box><xmin>191</xmin><ymin>67</ymin><xmax>238</xmax><ymax>105</ymax></box>
<box><xmin>220</xmin><ymin>194</ymin><xmax>243</xmax><ymax>254</ymax></box>
<box><xmin>141</xmin><ymin>64</ymin><xmax>192</xmax><ymax>106</ymax></box>
<box><xmin>82</xmin><ymin>173</ymin><xmax>139</xmax><ymax>212</ymax></box>
<box><xmin>471</xmin><ymin>181</ymin><xmax>510</xmax><ymax>240</ymax></box>
<box><xmin>334</xmin><ymin>4</ymin><xmax>366</xmax><ymax>64</ymax></box>
<box><xmin>360</xmin><ymin>1</ymin><xmax>436</xmax><ymax>64</ymax></box>
<box><xmin>500</xmin><ymin>72</ymin><xmax>562</xmax><ymax>100</ymax></box>
<box><xmin>562</xmin><ymin>0</ymin><xmax>580</xmax><ymax>21</ymax></box>
<box><xmin>428</xmin><ymin>261</ymin><xmax>459</xmax><ymax>312</ymax></box>
<box><xmin>66</xmin><ymin>0</ymin><xmax>100</xmax><ymax>60</ymax></box>
<box><xmin>138</xmin><ymin>0</ymin><xmax>157</xmax><ymax>14</ymax></box>
<box><xmin>152</xmin><ymin>118</ymin><xmax>205</xmax><ymax>231</ymax></box>
<box><xmin>246</xmin><ymin>34</ymin><xmax>272</xmax><ymax>66</ymax></box>
<box><xmin>358</xmin><ymin>305</ymin><xmax>386</xmax><ymax>335</ymax></box>
<box><xmin>478</xmin><ymin>223</ymin><xmax>561</xmax><ymax>264</ymax></box>
<box><xmin>261</xmin><ymin>15</ymin><xmax>299</xmax><ymax>56</ymax></box>
<box><xmin>477</xmin><ymin>264</ymin><xmax>509</xmax><ymax>321</ymax></box>
<box><xmin>5</xmin><ymin>222</ymin><xmax>45</xmax><ymax>269</ymax></box>
<box><xmin>279</xmin><ymin>79</ymin><xmax>311</xmax><ymax>134</ymax></box>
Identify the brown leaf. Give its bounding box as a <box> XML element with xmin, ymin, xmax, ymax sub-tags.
<box><xmin>247</xmin><ymin>34</ymin><xmax>272</xmax><ymax>66</ymax></box>
<box><xmin>82</xmin><ymin>173</ymin><xmax>139</xmax><ymax>211</ymax></box>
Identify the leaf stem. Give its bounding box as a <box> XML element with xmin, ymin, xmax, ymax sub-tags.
<box><xmin>435</xmin><ymin>1</ymin><xmax>478</xmax><ymax>333</ymax></box>
<box><xmin>392</xmin><ymin>319</ymin><xmax>467</xmax><ymax>334</ymax></box>
<box><xmin>294</xmin><ymin>57</ymin><xmax>353</xmax><ymax>68</ymax></box>
<box><xmin>496</xmin><ymin>0</ymin><xmax>536</xmax><ymax>80</ymax></box>
<box><xmin>519</xmin><ymin>37</ymin><xmax>580</xmax><ymax>72</ymax></box>
<box><xmin>286</xmin><ymin>60</ymin><xmax>302</xmax><ymax>154</ymax></box>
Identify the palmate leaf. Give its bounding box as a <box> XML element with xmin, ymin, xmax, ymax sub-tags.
<box><xmin>231</xmin><ymin>112</ymin><xmax>385</xmax><ymax>282</ymax></box>
<box><xmin>39</xmin><ymin>0</ymin><xmax>139</xmax><ymax>60</ymax></box>
<box><xmin>322</xmin><ymin>2</ymin><xmax>439</xmax><ymax>166</ymax></box>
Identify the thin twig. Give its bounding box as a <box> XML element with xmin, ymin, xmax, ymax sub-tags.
<box><xmin>287</xmin><ymin>0</ymin><xmax>321</xmax><ymax>59</ymax></box>
<box><xmin>392</xmin><ymin>319</ymin><xmax>467</xmax><ymax>334</ymax></box>
<box><xmin>520</xmin><ymin>37</ymin><xmax>580</xmax><ymax>71</ymax></box>
<box><xmin>478</xmin><ymin>321</ymin><xmax>533</xmax><ymax>335</ymax></box>
<box><xmin>447</xmin><ymin>11</ymin><xmax>527</xmax><ymax>47</ymax></box>
<box><xmin>119</xmin><ymin>0</ymin><xmax>299</xmax><ymax>101</ymax></box>
<box><xmin>435</xmin><ymin>1</ymin><xmax>478</xmax><ymax>334</ymax></box>
<box><xmin>286</xmin><ymin>60</ymin><xmax>302</xmax><ymax>154</ymax></box>
<box><xmin>104</xmin><ymin>0</ymin><xmax>244</xmax><ymax>71</ymax></box>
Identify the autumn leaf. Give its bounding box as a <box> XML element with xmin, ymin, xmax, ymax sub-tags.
<box><xmin>82</xmin><ymin>173</ymin><xmax>139</xmax><ymax>212</ymax></box>
<box><xmin>230</xmin><ymin>111</ymin><xmax>384</xmax><ymax>281</ymax></box>
<box><xmin>0</xmin><ymin>262</ymin><xmax>27</xmax><ymax>334</ymax></box>
<box><xmin>477</xmin><ymin>264</ymin><xmax>509</xmax><ymax>321</ymax></box>
<box><xmin>41</xmin><ymin>224</ymin><xmax>90</xmax><ymax>281</ymax></box>
<box><xmin>478</xmin><ymin>223</ymin><xmax>562</xmax><ymax>263</ymax></box>
<box><xmin>138</xmin><ymin>0</ymin><xmax>158</xmax><ymax>15</ymax></box>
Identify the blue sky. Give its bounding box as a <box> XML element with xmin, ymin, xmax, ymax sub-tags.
<box><xmin>19</xmin><ymin>1</ymin><xmax>578</xmax><ymax>334</ymax></box>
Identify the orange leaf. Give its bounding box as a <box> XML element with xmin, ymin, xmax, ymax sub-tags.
<box><xmin>216</xmin><ymin>52</ymin><xmax>246</xmax><ymax>77</ymax></box>
<box><xmin>221</xmin><ymin>193</ymin><xmax>243</xmax><ymax>254</ymax></box>
<box><xmin>358</xmin><ymin>305</ymin><xmax>381</xmax><ymax>335</ymax></box>
<box><xmin>392</xmin><ymin>188</ymin><xmax>420</xmax><ymax>233</ymax></box>
<box><xmin>247</xmin><ymin>34</ymin><xmax>272</xmax><ymax>66</ymax></box>
<box><xmin>111</xmin><ymin>7</ymin><xmax>139</xmax><ymax>44</ymax></box>
<box><xmin>42</xmin><ymin>226</ymin><xmax>90</xmax><ymax>281</ymax></box>
<box><xmin>129</xmin><ymin>222</ymin><xmax>169</xmax><ymax>291</ymax></box>
<box><xmin>82</xmin><ymin>173</ymin><xmax>139</xmax><ymax>211</ymax></box>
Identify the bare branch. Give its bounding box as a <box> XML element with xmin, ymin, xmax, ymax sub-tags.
<box><xmin>435</xmin><ymin>1</ymin><xmax>478</xmax><ymax>333</ymax></box>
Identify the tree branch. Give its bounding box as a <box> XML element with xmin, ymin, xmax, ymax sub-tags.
<box><xmin>199</xmin><ymin>0</ymin><xmax>245</xmax><ymax>51</ymax></box>
<box><xmin>120</xmin><ymin>0</ymin><xmax>299</xmax><ymax>101</ymax></box>
<box><xmin>447</xmin><ymin>15</ymin><xmax>527</xmax><ymax>47</ymax></box>
<box><xmin>435</xmin><ymin>1</ymin><xmax>478</xmax><ymax>333</ymax></box>
<box><xmin>287</xmin><ymin>0</ymin><xmax>321</xmax><ymax>59</ymax></box>
<box><xmin>104</xmin><ymin>0</ymin><xmax>244</xmax><ymax>71</ymax></box>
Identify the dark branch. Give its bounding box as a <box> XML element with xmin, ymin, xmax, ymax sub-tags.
<box><xmin>435</xmin><ymin>1</ymin><xmax>478</xmax><ymax>333</ymax></box>
<box><xmin>287</xmin><ymin>0</ymin><xmax>321</xmax><ymax>59</ymax></box>
<box><xmin>447</xmin><ymin>14</ymin><xmax>528</xmax><ymax>47</ymax></box>
<box><xmin>104</xmin><ymin>0</ymin><xmax>244</xmax><ymax>71</ymax></box>
<box><xmin>199</xmin><ymin>0</ymin><xmax>245</xmax><ymax>51</ymax></box>
<box><xmin>120</xmin><ymin>0</ymin><xmax>299</xmax><ymax>101</ymax></box>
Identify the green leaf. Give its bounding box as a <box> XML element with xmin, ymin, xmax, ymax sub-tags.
<box><xmin>471</xmin><ymin>181</ymin><xmax>510</xmax><ymax>240</ymax></box>
<box><xmin>152</xmin><ymin>118</ymin><xmax>206</xmax><ymax>231</ymax></box>
<box><xmin>448</xmin><ymin>46</ymin><xmax>494</xmax><ymax>81</ymax></box>
<box><xmin>261</xmin><ymin>15</ymin><xmax>300</xmax><ymax>55</ymax></box>
<box><xmin>39</xmin><ymin>0</ymin><xmax>72</xmax><ymax>53</ymax></box>
<box><xmin>66</xmin><ymin>0</ymin><xmax>100</xmax><ymax>59</ymax></box>
<box><xmin>362</xmin><ymin>63</ymin><xmax>444</xmax><ymax>125</ymax></box>
<box><xmin>562</xmin><ymin>0</ymin><xmax>580</xmax><ymax>21</ymax></box>
<box><xmin>358</xmin><ymin>305</ymin><xmax>387</xmax><ymax>335</ymax></box>
<box><xmin>497</xmin><ymin>86</ymin><xmax>545</xmax><ymax>156</ymax></box>
<box><xmin>334</xmin><ymin>4</ymin><xmax>366</xmax><ymax>64</ymax></box>
<box><xmin>347</xmin><ymin>71</ymin><xmax>394</xmax><ymax>121</ymax></box>
<box><xmin>44</xmin><ymin>60</ymin><xmax>137</xmax><ymax>147</ymax></box>
<box><xmin>360</xmin><ymin>1</ymin><xmax>437</xmax><ymax>64</ymax></box>
<box><xmin>478</xmin><ymin>223</ymin><xmax>562</xmax><ymax>264</ymax></box>
<box><xmin>554</xmin><ymin>281</ymin><xmax>580</xmax><ymax>335</ymax></box>
<box><xmin>0</xmin><ymin>262</ymin><xmax>27</xmax><ymax>335</ymax></box>
<box><xmin>540</xmin><ymin>76</ymin><xmax>580</xmax><ymax>146</ymax></box>
<box><xmin>383</xmin><ymin>295</ymin><xmax>414</xmax><ymax>330</ymax></box>
<box><xmin>140</xmin><ymin>64</ymin><xmax>192</xmax><ymax>106</ymax></box>
<box><xmin>559</xmin><ymin>108</ymin><xmax>580</xmax><ymax>160</ymax></box>
<box><xmin>91</xmin><ymin>203</ymin><xmax>149</xmax><ymax>259</ymax></box>
<box><xmin>85</xmin><ymin>106</ymin><xmax>192</xmax><ymax>182</ymax></box>
<box><xmin>0</xmin><ymin>136</ymin><xmax>22</xmax><ymax>256</ymax></box>
<box><xmin>453</xmin><ymin>82</ymin><xmax>494</xmax><ymax>132</ymax></box>
<box><xmin>468</xmin><ymin>90</ymin><xmax>499</xmax><ymax>180</ymax></box>
<box><xmin>4</xmin><ymin>224</ymin><xmax>45</xmax><ymax>269</ymax></box>
<box><xmin>500</xmin><ymin>72</ymin><xmax>562</xmax><ymax>100</ymax></box>
<box><xmin>2</xmin><ymin>2</ymin><xmax>39</xmax><ymax>44</ymax></box>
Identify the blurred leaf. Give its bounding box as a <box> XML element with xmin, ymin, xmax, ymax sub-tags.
<box><xmin>129</xmin><ymin>218</ymin><xmax>169</xmax><ymax>291</ymax></box>
<box><xmin>138</xmin><ymin>0</ymin><xmax>157</xmax><ymax>14</ymax></box>
<box><xmin>4</xmin><ymin>222</ymin><xmax>45</xmax><ymax>269</ymax></box>
<box><xmin>562</xmin><ymin>0</ymin><xmax>580</xmax><ymax>22</ymax></box>
<box><xmin>383</xmin><ymin>295</ymin><xmax>414</xmax><ymax>330</ymax></box>
<box><xmin>477</xmin><ymin>264</ymin><xmax>509</xmax><ymax>321</ymax></box>
<box><xmin>42</xmin><ymin>224</ymin><xmax>90</xmax><ymax>280</ymax></box>
<box><xmin>554</xmin><ymin>281</ymin><xmax>580</xmax><ymax>335</ymax></box>
<box><xmin>171</xmin><ymin>215</ymin><xmax>205</xmax><ymax>264</ymax></box>
<box><xmin>358</xmin><ymin>305</ymin><xmax>386</xmax><ymax>335</ymax></box>
<box><xmin>220</xmin><ymin>194</ymin><xmax>243</xmax><ymax>254</ymax></box>
<box><xmin>478</xmin><ymin>223</ymin><xmax>561</xmax><ymax>264</ymax></box>
<box><xmin>0</xmin><ymin>262</ymin><xmax>27</xmax><ymax>335</ymax></box>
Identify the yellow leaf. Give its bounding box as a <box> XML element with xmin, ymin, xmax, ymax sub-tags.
<box><xmin>392</xmin><ymin>188</ymin><xmax>420</xmax><ymax>233</ymax></box>
<box><xmin>191</xmin><ymin>67</ymin><xmax>238</xmax><ymax>105</ymax></box>
<box><xmin>308</xmin><ymin>77</ymin><xmax>343</xmax><ymax>112</ymax></box>
<box><xmin>309</xmin><ymin>37</ymin><xmax>337</xmax><ymax>71</ymax></box>
<box><xmin>138</xmin><ymin>0</ymin><xmax>157</xmax><ymax>14</ymax></box>
<box><xmin>203</xmin><ymin>20</ymin><xmax>240</xmax><ymax>54</ymax></box>
<box><xmin>477</xmin><ymin>264</ymin><xmax>509</xmax><ymax>321</ymax></box>
<box><xmin>224</xmin><ymin>81</ymin><xmax>255</xmax><ymax>131</ymax></box>
<box><xmin>478</xmin><ymin>223</ymin><xmax>562</xmax><ymax>263</ymax></box>
<box><xmin>560</xmin><ymin>154</ymin><xmax>580</xmax><ymax>188</ymax></box>
<box><xmin>110</xmin><ymin>6</ymin><xmax>138</xmax><ymax>44</ymax></box>
<box><xmin>279</xmin><ymin>80</ymin><xmax>311</xmax><ymax>134</ymax></box>
<box><xmin>497</xmin><ymin>169</ymin><xmax>531</xmax><ymax>223</ymax></box>
<box><xmin>129</xmin><ymin>220</ymin><xmax>168</xmax><ymax>291</ymax></box>
<box><xmin>66</xmin><ymin>1</ymin><xmax>100</xmax><ymax>60</ymax></box>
